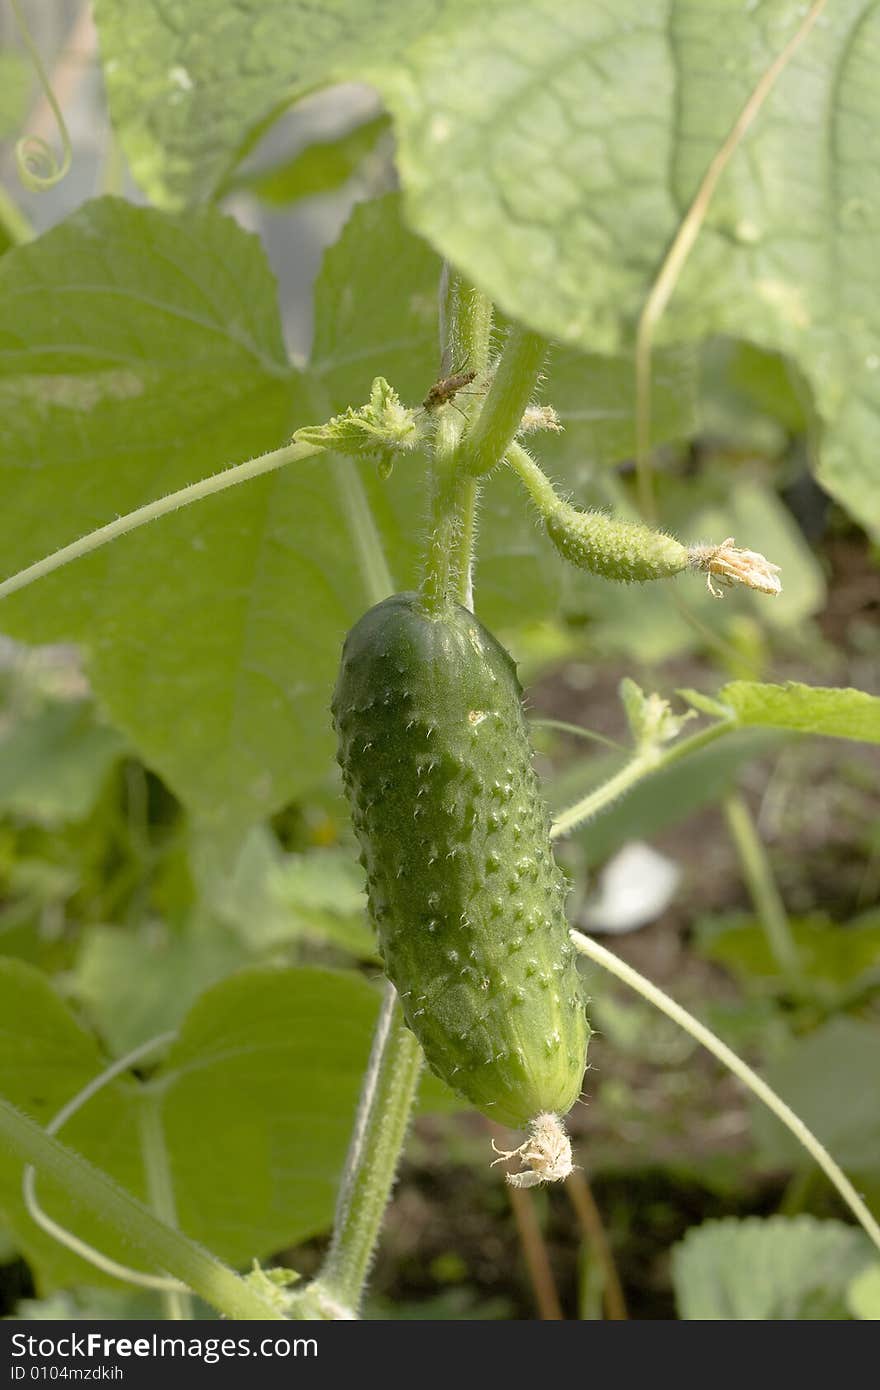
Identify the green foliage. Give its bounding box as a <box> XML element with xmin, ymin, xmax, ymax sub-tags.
<box><xmin>0</xmin><ymin>957</ymin><xmax>389</xmax><ymax>1285</ymax></box>
<box><xmin>96</xmin><ymin>0</ymin><xmax>880</xmax><ymax>536</ymax></box>
<box><xmin>0</xmin><ymin>700</ymin><xmax>125</xmax><ymax>827</ymax></box>
<box><xmin>1</xmin><ymin>0</ymin><xmax>879</xmax><ymax>1321</ymax></box>
<box><xmin>0</xmin><ymin>957</ymin><xmax>146</xmax><ymax>1287</ymax></box>
<box><xmin>672</xmin><ymin>1216</ymin><xmax>875</xmax><ymax>1319</ymax></box>
<box><xmin>233</xmin><ymin>113</ymin><xmax>391</xmax><ymax>205</ymax></box>
<box><xmin>720</xmin><ymin>681</ymin><xmax>880</xmax><ymax>743</ymax></box>
<box><xmin>697</xmin><ymin>910</ymin><xmax>880</xmax><ymax>1002</ymax></box>
<box><xmin>847</xmin><ymin>1263</ymin><xmax>880</xmax><ymax>1320</ymax></box>
<box><xmin>750</xmin><ymin>1017</ymin><xmax>880</xmax><ymax>1177</ymax></box>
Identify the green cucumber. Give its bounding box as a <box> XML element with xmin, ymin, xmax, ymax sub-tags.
<box><xmin>332</xmin><ymin>591</ymin><xmax>589</xmax><ymax>1130</ymax></box>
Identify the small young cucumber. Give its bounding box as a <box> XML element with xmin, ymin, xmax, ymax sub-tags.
<box><xmin>332</xmin><ymin>592</ymin><xmax>589</xmax><ymax>1128</ymax></box>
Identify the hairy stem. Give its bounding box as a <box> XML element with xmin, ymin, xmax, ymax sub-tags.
<box><xmin>421</xmin><ymin>273</ymin><xmax>495</xmax><ymax>611</ymax></box>
<box><xmin>0</xmin><ymin>439</ymin><xmax>323</xmax><ymax>603</ymax></box>
<box><xmin>724</xmin><ymin>792</ymin><xmax>801</xmax><ymax>976</ymax></box>
<box><xmin>0</xmin><ymin>1097</ymin><xmax>284</xmax><ymax>1319</ymax></box>
<box><xmin>551</xmin><ymin>720</ymin><xmax>731</xmax><ymax>840</ymax></box>
<box><xmin>461</xmin><ymin>326</ymin><xmax>547</xmax><ymax>478</ymax></box>
<box><xmin>290</xmin><ymin>984</ymin><xmax>423</xmax><ymax>1317</ymax></box>
<box><xmin>569</xmin><ymin>931</ymin><xmax>880</xmax><ymax>1253</ymax></box>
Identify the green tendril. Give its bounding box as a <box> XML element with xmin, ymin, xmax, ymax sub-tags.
<box><xmin>11</xmin><ymin>0</ymin><xmax>73</xmax><ymax>192</ymax></box>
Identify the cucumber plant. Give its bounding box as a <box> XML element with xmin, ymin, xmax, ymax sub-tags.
<box><xmin>0</xmin><ymin>0</ymin><xmax>879</xmax><ymax>1325</ymax></box>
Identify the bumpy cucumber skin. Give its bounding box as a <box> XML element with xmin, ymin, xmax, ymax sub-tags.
<box><xmin>546</xmin><ymin>507</ymin><xmax>688</xmax><ymax>583</ymax></box>
<box><xmin>332</xmin><ymin>592</ymin><xmax>589</xmax><ymax>1127</ymax></box>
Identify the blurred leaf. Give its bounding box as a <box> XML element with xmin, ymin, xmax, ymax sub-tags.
<box><xmin>847</xmin><ymin>1263</ymin><xmax>880</xmax><ymax>1320</ymax></box>
<box><xmin>0</xmin><ymin>958</ymin><xmax>404</xmax><ymax>1283</ymax></box>
<box><xmin>194</xmin><ymin>829</ymin><xmax>377</xmax><ymax>960</ymax></box>
<box><xmin>365</xmin><ymin>1288</ymin><xmax>513</xmax><ymax>1320</ymax></box>
<box><xmin>538</xmin><ymin>343</ymin><xmax>698</xmax><ymax>482</ymax></box>
<box><xmin>0</xmin><ymin>700</ymin><xmax>125</xmax><ymax>826</ymax></box>
<box><xmin>721</xmin><ymin>681</ymin><xmax>880</xmax><ymax>743</ymax></box>
<box><xmin>152</xmin><ymin>966</ymin><xmax>382</xmax><ymax>1261</ymax></box>
<box><xmin>234</xmin><ymin>114</ymin><xmax>391</xmax><ymax>204</ymax></box>
<box><xmin>673</xmin><ymin>1216</ymin><xmax>874</xmax><ymax>1319</ymax></box>
<box><xmin>69</xmin><ymin>919</ymin><xmax>251</xmax><ymax>1056</ymax></box>
<box><xmin>751</xmin><ymin>1017</ymin><xmax>880</xmax><ymax>1175</ymax></box>
<box><xmin>8</xmin><ymin>1288</ymin><xmax>164</xmax><ymax>1320</ymax></box>
<box><xmin>699</xmin><ymin>339</ymin><xmax>809</xmax><ymax>451</ymax></box>
<box><xmin>697</xmin><ymin>910</ymin><xmax>880</xmax><ymax>998</ymax></box>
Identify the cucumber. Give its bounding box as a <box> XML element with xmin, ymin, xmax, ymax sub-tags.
<box><xmin>332</xmin><ymin>592</ymin><xmax>589</xmax><ymax>1129</ymax></box>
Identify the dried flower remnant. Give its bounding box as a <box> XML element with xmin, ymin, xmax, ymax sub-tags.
<box><xmin>491</xmin><ymin>1112</ymin><xmax>575</xmax><ymax>1189</ymax></box>
<box><xmin>520</xmin><ymin>403</ymin><xmax>563</xmax><ymax>434</ymax></box>
<box><xmin>689</xmin><ymin>537</ymin><xmax>782</xmax><ymax>598</ymax></box>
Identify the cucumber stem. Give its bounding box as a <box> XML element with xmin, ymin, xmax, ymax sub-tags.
<box><xmin>139</xmin><ymin>1091</ymin><xmax>194</xmax><ymax>1320</ymax></box>
<box><xmin>461</xmin><ymin>326</ymin><xmax>547</xmax><ymax>478</ymax></box>
<box><xmin>723</xmin><ymin>792</ymin><xmax>801</xmax><ymax>976</ymax></box>
<box><xmin>569</xmin><ymin>929</ymin><xmax>880</xmax><ymax>1254</ymax></box>
<box><xmin>551</xmin><ymin>719</ymin><xmax>732</xmax><ymax>840</ymax></box>
<box><xmin>421</xmin><ymin>272</ymin><xmax>495</xmax><ymax>611</ymax></box>
<box><xmin>0</xmin><ymin>439</ymin><xmax>324</xmax><ymax>604</ymax></box>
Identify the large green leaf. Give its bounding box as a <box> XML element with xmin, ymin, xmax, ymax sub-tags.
<box><xmin>721</xmin><ymin>681</ymin><xmax>880</xmax><ymax>743</ymax></box>
<box><xmin>672</xmin><ymin>1216</ymin><xmax>875</xmax><ymax>1319</ymax></box>
<box><xmin>97</xmin><ymin>0</ymin><xmax>880</xmax><ymax>535</ymax></box>
<box><xmin>0</xmin><ymin>196</ymin><xmax>437</xmax><ymax>829</ymax></box>
<box><xmin>151</xmin><ymin>966</ymin><xmax>383</xmax><ymax>1262</ymax></box>
<box><xmin>0</xmin><ymin>198</ymin><xmax>296</xmax><ymax>828</ymax></box>
<box><xmin>0</xmin><ymin>957</ymin><xmax>446</xmax><ymax>1285</ymax></box>
<box><xmin>0</xmin><ymin>188</ymin><xmax>707</xmax><ymax>826</ymax></box>
<box><xmin>69</xmin><ymin>920</ymin><xmax>252</xmax><ymax>1057</ymax></box>
<box><xmin>0</xmin><ymin>958</ymin><xmax>146</xmax><ymax>1289</ymax></box>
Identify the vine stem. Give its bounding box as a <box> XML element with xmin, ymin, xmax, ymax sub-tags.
<box><xmin>0</xmin><ymin>183</ymin><xmax>35</xmax><ymax>246</ymax></box>
<box><xmin>0</xmin><ymin>1097</ymin><xmax>285</xmax><ymax>1319</ymax></box>
<box><xmin>0</xmin><ymin>439</ymin><xmax>322</xmax><ymax>603</ymax></box>
<box><xmin>723</xmin><ymin>792</ymin><xmax>801</xmax><ymax>976</ymax></box>
<box><xmin>565</xmin><ymin>1168</ymin><xmax>627</xmax><ymax>1321</ymax></box>
<box><xmin>421</xmin><ymin>272</ymin><xmax>495</xmax><ymax>612</ymax></box>
<box><xmin>550</xmin><ymin>719</ymin><xmax>731</xmax><ymax>840</ymax></box>
<box><xmin>289</xmin><ymin>984</ymin><xmax>423</xmax><ymax>1318</ymax></box>
<box><xmin>461</xmin><ymin>326</ymin><xmax>547</xmax><ymax>479</ymax></box>
<box><xmin>505</xmin><ymin>1183</ymin><xmax>564</xmax><ymax>1319</ymax></box>
<box><xmin>634</xmin><ymin>0</ymin><xmax>829</xmax><ymax>518</ymax></box>
<box><xmin>139</xmin><ymin>1091</ymin><xmax>193</xmax><ymax>1320</ymax></box>
<box><xmin>23</xmin><ymin>1032</ymin><xmax>187</xmax><ymax>1295</ymax></box>
<box><xmin>569</xmin><ymin>930</ymin><xmax>880</xmax><ymax>1254</ymax></box>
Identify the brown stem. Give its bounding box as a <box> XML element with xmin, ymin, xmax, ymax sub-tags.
<box><xmin>565</xmin><ymin>1168</ymin><xmax>628</xmax><ymax>1320</ymax></box>
<box><xmin>506</xmin><ymin>1183</ymin><xmax>564</xmax><ymax>1320</ymax></box>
